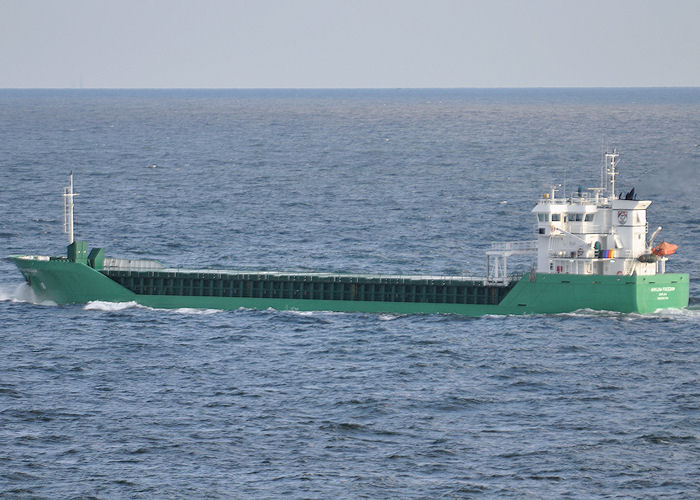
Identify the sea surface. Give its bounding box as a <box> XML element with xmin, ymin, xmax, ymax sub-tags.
<box><xmin>1</xmin><ymin>88</ymin><xmax>699</xmax><ymax>498</ymax></box>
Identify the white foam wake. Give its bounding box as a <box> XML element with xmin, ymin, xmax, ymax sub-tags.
<box><xmin>170</xmin><ymin>307</ymin><xmax>221</xmax><ymax>315</ymax></box>
<box><xmin>83</xmin><ymin>300</ymin><xmax>221</xmax><ymax>315</ymax></box>
<box><xmin>83</xmin><ymin>300</ymin><xmax>141</xmax><ymax>312</ymax></box>
<box><xmin>652</xmin><ymin>306</ymin><xmax>700</xmax><ymax>320</ymax></box>
<box><xmin>474</xmin><ymin>307</ymin><xmax>699</xmax><ymax>321</ymax></box>
<box><xmin>0</xmin><ymin>283</ymin><xmax>57</xmax><ymax>306</ymax></box>
<box><xmin>378</xmin><ymin>313</ymin><xmax>402</xmax><ymax>321</ymax></box>
<box><xmin>554</xmin><ymin>307</ymin><xmax>700</xmax><ymax>320</ymax></box>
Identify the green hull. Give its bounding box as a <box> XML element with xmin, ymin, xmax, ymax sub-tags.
<box><xmin>10</xmin><ymin>256</ymin><xmax>689</xmax><ymax>315</ymax></box>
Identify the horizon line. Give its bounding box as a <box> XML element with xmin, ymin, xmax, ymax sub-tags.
<box><xmin>1</xmin><ymin>85</ymin><xmax>699</xmax><ymax>91</ymax></box>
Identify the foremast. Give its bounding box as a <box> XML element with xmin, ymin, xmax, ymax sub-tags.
<box><xmin>61</xmin><ymin>173</ymin><xmax>94</xmax><ymax>265</ymax></box>
<box><xmin>63</xmin><ymin>172</ymin><xmax>78</xmax><ymax>244</ymax></box>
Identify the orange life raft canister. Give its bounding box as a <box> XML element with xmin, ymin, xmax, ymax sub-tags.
<box><xmin>652</xmin><ymin>241</ymin><xmax>678</xmax><ymax>256</ymax></box>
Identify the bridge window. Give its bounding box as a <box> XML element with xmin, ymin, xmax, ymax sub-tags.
<box><xmin>551</xmin><ymin>213</ymin><xmax>561</xmax><ymax>221</ymax></box>
<box><xmin>584</xmin><ymin>214</ymin><xmax>594</xmax><ymax>221</ymax></box>
<box><xmin>537</xmin><ymin>213</ymin><xmax>550</xmax><ymax>222</ymax></box>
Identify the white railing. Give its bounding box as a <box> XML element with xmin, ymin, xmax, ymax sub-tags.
<box><xmin>489</xmin><ymin>240</ymin><xmax>537</xmax><ymax>253</ymax></box>
<box><xmin>103</xmin><ymin>257</ymin><xmax>165</xmax><ymax>271</ymax></box>
<box><xmin>486</xmin><ymin>241</ymin><xmax>537</xmax><ymax>283</ymax></box>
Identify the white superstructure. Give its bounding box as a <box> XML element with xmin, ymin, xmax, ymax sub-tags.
<box><xmin>531</xmin><ymin>151</ymin><xmax>667</xmax><ymax>277</ymax></box>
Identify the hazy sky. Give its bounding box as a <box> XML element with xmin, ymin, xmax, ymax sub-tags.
<box><xmin>1</xmin><ymin>0</ymin><xmax>698</xmax><ymax>88</ymax></box>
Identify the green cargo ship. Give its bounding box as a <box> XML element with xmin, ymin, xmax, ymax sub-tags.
<box><xmin>9</xmin><ymin>152</ymin><xmax>689</xmax><ymax>315</ymax></box>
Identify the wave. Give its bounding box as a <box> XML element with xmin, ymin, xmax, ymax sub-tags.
<box><xmin>650</xmin><ymin>306</ymin><xmax>700</xmax><ymax>319</ymax></box>
<box><xmin>473</xmin><ymin>306</ymin><xmax>700</xmax><ymax>321</ymax></box>
<box><xmin>551</xmin><ymin>307</ymin><xmax>700</xmax><ymax>320</ymax></box>
<box><xmin>83</xmin><ymin>300</ymin><xmax>222</xmax><ymax>315</ymax></box>
<box><xmin>378</xmin><ymin>313</ymin><xmax>403</xmax><ymax>321</ymax></box>
<box><xmin>83</xmin><ymin>300</ymin><xmax>141</xmax><ymax>312</ymax></box>
<box><xmin>0</xmin><ymin>283</ymin><xmax>57</xmax><ymax>306</ymax></box>
<box><xmin>170</xmin><ymin>307</ymin><xmax>221</xmax><ymax>315</ymax></box>
<box><xmin>284</xmin><ymin>309</ymin><xmax>315</xmax><ymax>316</ymax></box>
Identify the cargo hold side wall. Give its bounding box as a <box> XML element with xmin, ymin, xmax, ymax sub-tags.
<box><xmin>102</xmin><ymin>271</ymin><xmax>516</xmax><ymax>306</ymax></box>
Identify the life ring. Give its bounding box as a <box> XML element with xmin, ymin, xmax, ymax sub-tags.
<box><xmin>617</xmin><ymin>271</ymin><xmax>622</xmax><ymax>275</ymax></box>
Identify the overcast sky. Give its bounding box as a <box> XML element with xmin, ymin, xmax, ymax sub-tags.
<box><xmin>1</xmin><ymin>0</ymin><xmax>698</xmax><ymax>88</ymax></box>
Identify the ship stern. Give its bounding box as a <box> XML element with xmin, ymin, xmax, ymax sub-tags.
<box><xmin>634</xmin><ymin>273</ymin><xmax>690</xmax><ymax>313</ymax></box>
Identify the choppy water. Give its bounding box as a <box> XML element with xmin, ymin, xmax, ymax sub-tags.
<box><xmin>1</xmin><ymin>89</ymin><xmax>699</xmax><ymax>498</ymax></box>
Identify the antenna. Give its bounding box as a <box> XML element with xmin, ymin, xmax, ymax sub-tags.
<box><xmin>563</xmin><ymin>164</ymin><xmax>568</xmax><ymax>199</ymax></box>
<box><xmin>600</xmin><ymin>138</ymin><xmax>605</xmax><ymax>189</ymax></box>
<box><xmin>604</xmin><ymin>150</ymin><xmax>619</xmax><ymax>200</ymax></box>
<box><xmin>63</xmin><ymin>172</ymin><xmax>78</xmax><ymax>243</ymax></box>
